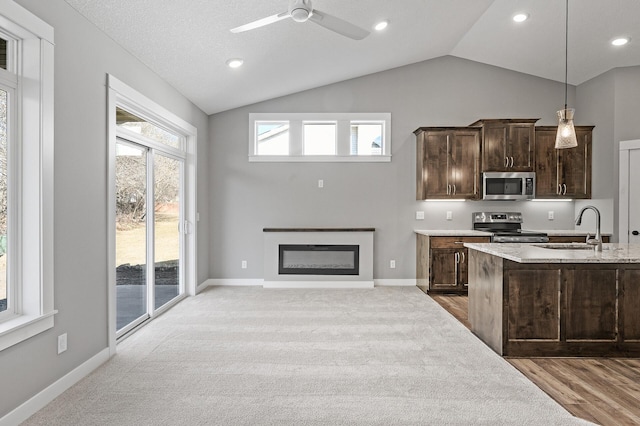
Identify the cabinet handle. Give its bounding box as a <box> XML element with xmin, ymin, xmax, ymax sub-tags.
<box><xmin>557</xmin><ymin>184</ymin><xmax>561</xmax><ymax>195</ymax></box>
<box><xmin>632</xmin><ymin>230</ymin><xmax>639</xmax><ymax>236</ymax></box>
<box><xmin>454</xmin><ymin>252</ymin><xmax>460</xmax><ymax>263</ymax></box>
<box><xmin>505</xmin><ymin>157</ymin><xmax>509</xmax><ymax>168</ymax></box>
<box><xmin>510</xmin><ymin>156</ymin><xmax>514</xmax><ymax>168</ymax></box>
<box><xmin>453</xmin><ymin>184</ymin><xmax>456</xmax><ymax>195</ymax></box>
<box><xmin>461</xmin><ymin>251</ymin><xmax>465</xmax><ymax>264</ymax></box>
<box><xmin>563</xmin><ymin>183</ymin><xmax>567</xmax><ymax>195</ymax></box>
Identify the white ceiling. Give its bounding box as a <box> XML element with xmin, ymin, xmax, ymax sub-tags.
<box><xmin>63</xmin><ymin>0</ymin><xmax>640</xmax><ymax>115</ymax></box>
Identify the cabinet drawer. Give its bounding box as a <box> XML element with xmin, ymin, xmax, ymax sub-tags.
<box><xmin>430</xmin><ymin>236</ymin><xmax>490</xmax><ymax>248</ymax></box>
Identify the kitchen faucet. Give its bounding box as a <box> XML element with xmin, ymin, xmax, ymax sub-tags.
<box><xmin>575</xmin><ymin>205</ymin><xmax>602</xmax><ymax>252</ymax></box>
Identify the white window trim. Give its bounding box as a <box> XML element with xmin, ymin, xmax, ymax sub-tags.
<box><xmin>249</xmin><ymin>112</ymin><xmax>391</xmax><ymax>163</ymax></box>
<box><xmin>0</xmin><ymin>0</ymin><xmax>56</xmax><ymax>352</ymax></box>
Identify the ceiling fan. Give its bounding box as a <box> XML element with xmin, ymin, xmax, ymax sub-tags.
<box><xmin>230</xmin><ymin>0</ymin><xmax>370</xmax><ymax>40</ymax></box>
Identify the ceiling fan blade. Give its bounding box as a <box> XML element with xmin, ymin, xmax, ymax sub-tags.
<box><xmin>230</xmin><ymin>11</ymin><xmax>290</xmax><ymax>33</ymax></box>
<box><xmin>308</xmin><ymin>9</ymin><xmax>369</xmax><ymax>40</ymax></box>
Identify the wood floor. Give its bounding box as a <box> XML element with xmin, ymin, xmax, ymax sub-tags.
<box><xmin>431</xmin><ymin>294</ymin><xmax>640</xmax><ymax>426</ymax></box>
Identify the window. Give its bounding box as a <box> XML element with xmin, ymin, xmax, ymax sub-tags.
<box><xmin>256</xmin><ymin>121</ymin><xmax>289</xmax><ymax>155</ymax></box>
<box><xmin>0</xmin><ymin>3</ymin><xmax>55</xmax><ymax>352</ymax></box>
<box><xmin>303</xmin><ymin>122</ymin><xmax>336</xmax><ymax>155</ymax></box>
<box><xmin>116</xmin><ymin>107</ymin><xmax>182</xmax><ymax>149</ymax></box>
<box><xmin>249</xmin><ymin>113</ymin><xmax>391</xmax><ymax>162</ymax></box>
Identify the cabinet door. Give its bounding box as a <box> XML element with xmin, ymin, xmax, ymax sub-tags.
<box><xmin>534</xmin><ymin>128</ymin><xmax>560</xmax><ymax>197</ymax></box>
<box><xmin>508</xmin><ymin>124</ymin><xmax>535</xmax><ymax>171</ymax></box>
<box><xmin>481</xmin><ymin>125</ymin><xmax>507</xmax><ymax>171</ymax></box>
<box><xmin>457</xmin><ymin>248</ymin><xmax>470</xmax><ymax>287</ymax></box>
<box><xmin>417</xmin><ymin>131</ymin><xmax>450</xmax><ymax>199</ymax></box>
<box><xmin>430</xmin><ymin>249</ymin><xmax>458</xmax><ymax>291</ymax></box>
<box><xmin>449</xmin><ymin>130</ymin><xmax>480</xmax><ymax>198</ymax></box>
<box><xmin>559</xmin><ymin>127</ymin><xmax>592</xmax><ymax>199</ymax></box>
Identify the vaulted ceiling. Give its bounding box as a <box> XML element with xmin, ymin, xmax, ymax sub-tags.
<box><xmin>63</xmin><ymin>0</ymin><xmax>640</xmax><ymax>114</ymax></box>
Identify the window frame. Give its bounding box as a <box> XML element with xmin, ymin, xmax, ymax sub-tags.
<box><xmin>249</xmin><ymin>112</ymin><xmax>391</xmax><ymax>162</ymax></box>
<box><xmin>0</xmin><ymin>0</ymin><xmax>55</xmax><ymax>352</ymax></box>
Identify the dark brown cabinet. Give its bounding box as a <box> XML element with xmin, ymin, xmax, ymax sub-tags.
<box><xmin>470</xmin><ymin>119</ymin><xmax>538</xmax><ymax>172</ymax></box>
<box><xmin>414</xmin><ymin>127</ymin><xmax>481</xmax><ymax>200</ymax></box>
<box><xmin>547</xmin><ymin>235</ymin><xmax>610</xmax><ymax>243</ymax></box>
<box><xmin>417</xmin><ymin>235</ymin><xmax>490</xmax><ymax>294</ymax></box>
<box><xmin>535</xmin><ymin>126</ymin><xmax>593</xmax><ymax>199</ymax></box>
<box><xmin>469</xmin><ymin>250</ymin><xmax>640</xmax><ymax>357</ymax></box>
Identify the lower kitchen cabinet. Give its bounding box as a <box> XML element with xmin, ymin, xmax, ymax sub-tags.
<box><xmin>417</xmin><ymin>235</ymin><xmax>490</xmax><ymax>294</ymax></box>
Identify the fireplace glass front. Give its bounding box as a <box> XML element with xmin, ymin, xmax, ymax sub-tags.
<box><xmin>278</xmin><ymin>244</ymin><xmax>359</xmax><ymax>275</ymax></box>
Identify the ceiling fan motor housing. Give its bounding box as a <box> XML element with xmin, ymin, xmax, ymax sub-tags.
<box><xmin>289</xmin><ymin>0</ymin><xmax>313</xmax><ymax>22</ymax></box>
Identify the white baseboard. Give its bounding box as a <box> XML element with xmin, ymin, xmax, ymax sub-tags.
<box><xmin>375</xmin><ymin>279</ymin><xmax>417</xmax><ymax>287</ymax></box>
<box><xmin>199</xmin><ymin>278</ymin><xmax>415</xmax><ymax>290</ymax></box>
<box><xmin>199</xmin><ymin>278</ymin><xmax>263</xmax><ymax>291</ymax></box>
<box><xmin>0</xmin><ymin>348</ymin><xmax>110</xmax><ymax>426</ymax></box>
<box><xmin>263</xmin><ymin>280</ymin><xmax>374</xmax><ymax>289</ymax></box>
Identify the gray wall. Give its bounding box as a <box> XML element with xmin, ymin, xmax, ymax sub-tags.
<box><xmin>577</xmin><ymin>65</ymin><xmax>640</xmax><ymax>239</ymax></box>
<box><xmin>209</xmin><ymin>56</ymin><xmax>591</xmax><ymax>281</ymax></box>
<box><xmin>0</xmin><ymin>0</ymin><xmax>209</xmax><ymax>418</ymax></box>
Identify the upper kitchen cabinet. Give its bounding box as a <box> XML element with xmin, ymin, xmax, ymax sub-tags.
<box><xmin>535</xmin><ymin>126</ymin><xmax>593</xmax><ymax>199</ymax></box>
<box><xmin>470</xmin><ymin>119</ymin><xmax>538</xmax><ymax>172</ymax></box>
<box><xmin>414</xmin><ymin>127</ymin><xmax>481</xmax><ymax>200</ymax></box>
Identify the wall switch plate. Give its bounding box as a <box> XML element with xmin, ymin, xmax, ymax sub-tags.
<box><xmin>318</xmin><ymin>179</ymin><xmax>324</xmax><ymax>188</ymax></box>
<box><xmin>58</xmin><ymin>333</ymin><xmax>67</xmax><ymax>354</ymax></box>
<box><xmin>241</xmin><ymin>260</ymin><xmax>247</xmax><ymax>269</ymax></box>
<box><xmin>446</xmin><ymin>211</ymin><xmax>453</xmax><ymax>220</ymax></box>
<box><xmin>548</xmin><ymin>211</ymin><xmax>554</xmax><ymax>220</ymax></box>
<box><xmin>416</xmin><ymin>211</ymin><xmax>425</xmax><ymax>220</ymax></box>
<box><xmin>390</xmin><ymin>260</ymin><xmax>396</xmax><ymax>269</ymax></box>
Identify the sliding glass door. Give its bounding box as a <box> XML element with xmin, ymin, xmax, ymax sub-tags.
<box><xmin>115</xmin><ymin>123</ymin><xmax>185</xmax><ymax>337</ymax></box>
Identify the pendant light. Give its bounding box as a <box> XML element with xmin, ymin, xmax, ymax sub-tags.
<box><xmin>555</xmin><ymin>0</ymin><xmax>578</xmax><ymax>149</ymax></box>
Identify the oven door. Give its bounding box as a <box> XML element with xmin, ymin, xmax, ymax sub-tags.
<box><xmin>483</xmin><ymin>172</ymin><xmax>535</xmax><ymax>200</ymax></box>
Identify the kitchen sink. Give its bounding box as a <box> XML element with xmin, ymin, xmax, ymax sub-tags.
<box><xmin>535</xmin><ymin>243</ymin><xmax>598</xmax><ymax>250</ymax></box>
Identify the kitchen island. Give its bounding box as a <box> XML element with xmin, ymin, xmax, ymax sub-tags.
<box><xmin>464</xmin><ymin>242</ymin><xmax>640</xmax><ymax>357</ymax></box>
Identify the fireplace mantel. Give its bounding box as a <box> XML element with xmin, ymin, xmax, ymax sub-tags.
<box><xmin>263</xmin><ymin>228</ymin><xmax>375</xmax><ymax>288</ymax></box>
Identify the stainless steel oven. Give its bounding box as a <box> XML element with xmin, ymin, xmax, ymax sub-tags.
<box><xmin>472</xmin><ymin>212</ymin><xmax>548</xmax><ymax>243</ymax></box>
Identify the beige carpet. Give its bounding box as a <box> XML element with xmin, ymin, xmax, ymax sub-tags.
<box><xmin>23</xmin><ymin>286</ymin><xmax>592</xmax><ymax>425</ymax></box>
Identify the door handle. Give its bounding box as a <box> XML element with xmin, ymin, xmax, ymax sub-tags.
<box><xmin>633</xmin><ymin>230</ymin><xmax>639</xmax><ymax>236</ymax></box>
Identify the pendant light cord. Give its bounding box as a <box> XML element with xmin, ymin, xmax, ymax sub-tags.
<box><xmin>564</xmin><ymin>0</ymin><xmax>569</xmax><ymax>110</ymax></box>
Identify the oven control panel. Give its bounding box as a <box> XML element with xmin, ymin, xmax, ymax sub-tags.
<box><xmin>473</xmin><ymin>212</ymin><xmax>522</xmax><ymax>224</ymax></box>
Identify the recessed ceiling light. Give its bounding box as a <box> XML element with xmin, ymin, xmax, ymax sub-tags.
<box><xmin>374</xmin><ymin>20</ymin><xmax>389</xmax><ymax>31</ymax></box>
<box><xmin>512</xmin><ymin>13</ymin><xmax>529</xmax><ymax>23</ymax></box>
<box><xmin>611</xmin><ymin>37</ymin><xmax>629</xmax><ymax>46</ymax></box>
<box><xmin>226</xmin><ymin>58</ymin><xmax>244</xmax><ymax>68</ymax></box>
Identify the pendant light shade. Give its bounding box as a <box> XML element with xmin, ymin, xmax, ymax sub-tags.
<box><xmin>555</xmin><ymin>0</ymin><xmax>578</xmax><ymax>149</ymax></box>
<box><xmin>555</xmin><ymin>108</ymin><xmax>578</xmax><ymax>148</ymax></box>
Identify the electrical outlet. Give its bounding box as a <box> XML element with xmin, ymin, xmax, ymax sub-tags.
<box><xmin>416</xmin><ymin>211</ymin><xmax>425</xmax><ymax>220</ymax></box>
<box><xmin>318</xmin><ymin>179</ymin><xmax>324</xmax><ymax>188</ymax></box>
<box><xmin>446</xmin><ymin>211</ymin><xmax>453</xmax><ymax>220</ymax></box>
<box><xmin>57</xmin><ymin>333</ymin><xmax>67</xmax><ymax>354</ymax></box>
<box><xmin>548</xmin><ymin>211</ymin><xmax>554</xmax><ymax>220</ymax></box>
<box><xmin>390</xmin><ymin>260</ymin><xmax>396</xmax><ymax>269</ymax></box>
<box><xmin>241</xmin><ymin>260</ymin><xmax>247</xmax><ymax>269</ymax></box>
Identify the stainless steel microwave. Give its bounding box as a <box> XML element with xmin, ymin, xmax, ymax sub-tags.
<box><xmin>482</xmin><ymin>172</ymin><xmax>535</xmax><ymax>200</ymax></box>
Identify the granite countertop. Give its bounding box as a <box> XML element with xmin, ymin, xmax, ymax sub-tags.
<box><xmin>414</xmin><ymin>230</ymin><xmax>492</xmax><ymax>237</ymax></box>
<box><xmin>539</xmin><ymin>230</ymin><xmax>613</xmax><ymax>236</ymax></box>
<box><xmin>415</xmin><ymin>229</ymin><xmax>612</xmax><ymax>237</ymax></box>
<box><xmin>464</xmin><ymin>242</ymin><xmax>640</xmax><ymax>263</ymax></box>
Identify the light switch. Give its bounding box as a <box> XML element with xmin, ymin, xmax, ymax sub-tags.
<box><xmin>416</xmin><ymin>211</ymin><xmax>425</xmax><ymax>220</ymax></box>
<box><xmin>318</xmin><ymin>179</ymin><xmax>324</xmax><ymax>188</ymax></box>
<box><xmin>446</xmin><ymin>211</ymin><xmax>453</xmax><ymax>220</ymax></box>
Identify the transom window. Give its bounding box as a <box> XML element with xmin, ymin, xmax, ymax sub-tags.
<box><xmin>116</xmin><ymin>107</ymin><xmax>182</xmax><ymax>150</ymax></box>
<box><xmin>249</xmin><ymin>113</ymin><xmax>391</xmax><ymax>162</ymax></box>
